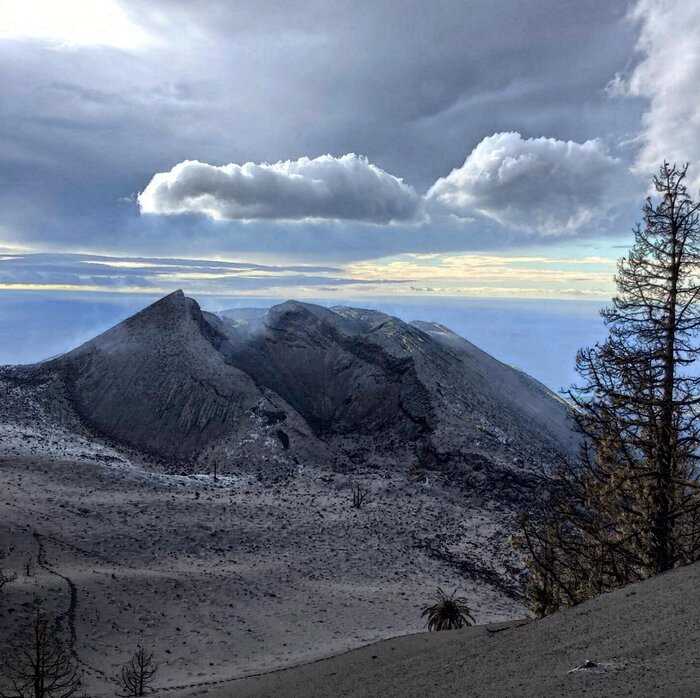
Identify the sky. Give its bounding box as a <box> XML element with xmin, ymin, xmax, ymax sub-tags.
<box><xmin>1</xmin><ymin>0</ymin><xmax>700</xmax><ymax>379</ymax></box>
<box><xmin>1</xmin><ymin>0</ymin><xmax>699</xmax><ymax>301</ymax></box>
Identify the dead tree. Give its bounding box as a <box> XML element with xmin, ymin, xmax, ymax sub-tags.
<box><xmin>0</xmin><ymin>546</ymin><xmax>17</xmax><ymax>594</ymax></box>
<box><xmin>517</xmin><ymin>163</ymin><xmax>700</xmax><ymax>616</ymax></box>
<box><xmin>0</xmin><ymin>609</ymin><xmax>81</xmax><ymax>698</ymax></box>
<box><xmin>351</xmin><ymin>483</ymin><xmax>368</xmax><ymax>509</ymax></box>
<box><xmin>116</xmin><ymin>646</ymin><xmax>158</xmax><ymax>697</ymax></box>
<box><xmin>0</xmin><ymin>568</ymin><xmax>16</xmax><ymax>594</ymax></box>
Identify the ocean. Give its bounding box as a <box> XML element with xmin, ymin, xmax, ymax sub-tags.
<box><xmin>0</xmin><ymin>292</ymin><xmax>607</xmax><ymax>394</ymax></box>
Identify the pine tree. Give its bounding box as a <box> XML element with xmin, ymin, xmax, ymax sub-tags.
<box><xmin>517</xmin><ymin>163</ymin><xmax>700</xmax><ymax>615</ymax></box>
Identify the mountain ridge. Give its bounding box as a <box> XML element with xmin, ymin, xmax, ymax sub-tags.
<box><xmin>0</xmin><ymin>291</ymin><xmax>581</xmax><ymax>694</ymax></box>
<box><xmin>1</xmin><ymin>291</ymin><xmax>576</xmax><ymax>495</ymax></box>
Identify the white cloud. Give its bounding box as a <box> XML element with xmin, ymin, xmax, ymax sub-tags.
<box><xmin>427</xmin><ymin>132</ymin><xmax>629</xmax><ymax>236</ymax></box>
<box><xmin>619</xmin><ymin>0</ymin><xmax>700</xmax><ymax>190</ymax></box>
<box><xmin>0</xmin><ymin>0</ymin><xmax>153</xmax><ymax>50</ymax></box>
<box><xmin>138</xmin><ymin>154</ymin><xmax>421</xmax><ymax>224</ymax></box>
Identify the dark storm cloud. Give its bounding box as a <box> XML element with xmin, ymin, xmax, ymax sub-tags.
<box><xmin>130</xmin><ymin>0</ymin><xmax>639</xmax><ymax>186</ymax></box>
<box><xmin>0</xmin><ymin>0</ymin><xmax>641</xmax><ymax>260</ymax></box>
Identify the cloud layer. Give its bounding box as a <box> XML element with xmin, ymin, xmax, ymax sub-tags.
<box><xmin>0</xmin><ymin>1</ymin><xmax>652</xmax><ymax>262</ymax></box>
<box><xmin>619</xmin><ymin>0</ymin><xmax>700</xmax><ymax>190</ymax></box>
<box><xmin>0</xmin><ymin>252</ymin><xmax>404</xmax><ymax>296</ymax></box>
<box><xmin>427</xmin><ymin>132</ymin><xmax>629</xmax><ymax>235</ymax></box>
<box><xmin>139</xmin><ymin>133</ymin><xmax>635</xmax><ymax>239</ymax></box>
<box><xmin>138</xmin><ymin>155</ymin><xmax>421</xmax><ymax>224</ymax></box>
<box><xmin>0</xmin><ymin>250</ymin><xmax>616</xmax><ymax>300</ymax></box>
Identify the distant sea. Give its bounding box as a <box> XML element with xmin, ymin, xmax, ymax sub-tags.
<box><xmin>0</xmin><ymin>292</ymin><xmax>608</xmax><ymax>394</ymax></box>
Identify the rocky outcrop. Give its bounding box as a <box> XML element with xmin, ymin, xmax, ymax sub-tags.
<box><xmin>219</xmin><ymin>301</ymin><xmax>434</xmax><ymax>438</ymax></box>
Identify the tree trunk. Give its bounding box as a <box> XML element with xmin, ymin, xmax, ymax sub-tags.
<box><xmin>654</xmin><ymin>194</ymin><xmax>679</xmax><ymax>574</ymax></box>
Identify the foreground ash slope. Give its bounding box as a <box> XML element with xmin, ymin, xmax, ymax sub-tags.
<box><xmin>5</xmin><ymin>290</ymin><xmax>574</xmax><ymax>487</ymax></box>
<box><xmin>205</xmin><ymin>559</ymin><xmax>700</xmax><ymax>698</ymax></box>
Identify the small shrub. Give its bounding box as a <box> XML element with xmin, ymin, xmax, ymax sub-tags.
<box><xmin>421</xmin><ymin>587</ymin><xmax>475</xmax><ymax>631</ymax></box>
<box><xmin>351</xmin><ymin>483</ymin><xmax>368</xmax><ymax>509</ymax></box>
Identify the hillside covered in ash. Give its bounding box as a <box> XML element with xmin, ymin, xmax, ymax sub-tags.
<box><xmin>1</xmin><ymin>290</ymin><xmax>575</xmax><ymax>496</ymax></box>
<box><xmin>0</xmin><ymin>291</ymin><xmax>577</xmax><ymax>693</ymax></box>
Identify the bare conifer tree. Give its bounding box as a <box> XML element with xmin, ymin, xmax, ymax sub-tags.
<box><xmin>116</xmin><ymin>646</ymin><xmax>158</xmax><ymax>697</ymax></box>
<box><xmin>0</xmin><ymin>608</ymin><xmax>81</xmax><ymax>698</ymax></box>
<box><xmin>0</xmin><ymin>546</ymin><xmax>17</xmax><ymax>594</ymax></box>
<box><xmin>517</xmin><ymin>163</ymin><xmax>700</xmax><ymax>616</ymax></box>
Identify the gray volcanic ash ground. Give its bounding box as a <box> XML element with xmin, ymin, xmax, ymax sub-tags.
<box><xmin>0</xmin><ymin>292</ymin><xmax>575</xmax><ymax>695</ymax></box>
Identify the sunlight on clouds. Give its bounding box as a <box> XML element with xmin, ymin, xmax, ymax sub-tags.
<box><xmin>138</xmin><ymin>155</ymin><xmax>421</xmax><ymax>224</ymax></box>
<box><xmin>0</xmin><ymin>251</ymin><xmax>617</xmax><ymax>300</ymax></box>
<box><xmin>0</xmin><ymin>0</ymin><xmax>153</xmax><ymax>50</ymax></box>
<box><xmin>346</xmin><ymin>253</ymin><xmax>616</xmax><ymax>299</ymax></box>
<box><xmin>406</xmin><ymin>286</ymin><xmax>613</xmax><ymax>299</ymax></box>
<box><xmin>81</xmin><ymin>260</ymin><xmax>164</xmax><ymax>269</ymax></box>
<box><xmin>427</xmin><ymin>132</ymin><xmax>632</xmax><ymax>235</ymax></box>
<box><xmin>347</xmin><ymin>253</ymin><xmax>616</xmax><ymax>281</ymax></box>
<box><xmin>620</xmin><ymin>0</ymin><xmax>700</xmax><ymax>189</ymax></box>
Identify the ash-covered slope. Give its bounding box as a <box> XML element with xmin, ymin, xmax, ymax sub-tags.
<box><xmin>204</xmin><ymin>560</ymin><xmax>700</xmax><ymax>698</ymax></box>
<box><xmin>3</xmin><ymin>291</ymin><xmax>312</xmax><ymax>464</ymax></box>
<box><xmin>3</xmin><ymin>292</ymin><xmax>575</xmax><ymax>484</ymax></box>
<box><xmin>219</xmin><ymin>302</ymin><xmax>433</xmax><ymax>451</ymax></box>
<box><xmin>46</xmin><ymin>291</ymin><xmax>270</xmax><ymax>459</ymax></box>
<box><xmin>411</xmin><ymin>320</ymin><xmax>577</xmax><ymax>456</ymax></box>
<box><xmin>218</xmin><ymin>299</ymin><xmax>578</xmax><ymax>492</ymax></box>
<box><xmin>219</xmin><ymin>302</ymin><xmax>575</xmax><ymax>486</ymax></box>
